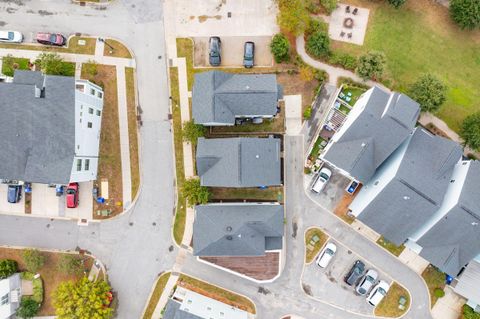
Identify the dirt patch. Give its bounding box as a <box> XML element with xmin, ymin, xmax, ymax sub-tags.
<box><xmin>333</xmin><ymin>190</ymin><xmax>362</xmax><ymax>224</ymax></box>
<box><xmin>424</xmin><ymin>123</ymin><xmax>451</xmax><ymax>139</ymax></box>
<box><xmin>198</xmin><ymin>15</ymin><xmax>222</xmax><ymax>23</ymax></box>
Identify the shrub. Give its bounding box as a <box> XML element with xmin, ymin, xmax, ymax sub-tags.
<box><xmin>450</xmin><ymin>0</ymin><xmax>480</xmax><ymax>30</ymax></box>
<box><xmin>328</xmin><ymin>52</ymin><xmax>357</xmax><ymax>70</ymax></box>
<box><xmin>409</xmin><ymin>74</ymin><xmax>447</xmax><ymax>113</ymax></box>
<box><xmin>387</xmin><ymin>0</ymin><xmax>406</xmax><ymax>8</ymax></box>
<box><xmin>277</xmin><ymin>0</ymin><xmax>309</xmax><ymax>35</ymax></box>
<box><xmin>83</xmin><ymin>60</ymin><xmax>98</xmax><ymax>77</ymax></box>
<box><xmin>461</xmin><ymin>112</ymin><xmax>480</xmax><ymax>151</ymax></box>
<box><xmin>303</xmin><ymin>106</ymin><xmax>313</xmax><ymax>119</ymax></box>
<box><xmin>16</xmin><ymin>299</ymin><xmax>40</xmax><ymax>319</ymax></box>
<box><xmin>306</xmin><ymin>17</ymin><xmax>328</xmax><ymax>36</ymax></box>
<box><xmin>0</xmin><ymin>259</ymin><xmax>17</xmax><ymax>279</ymax></box>
<box><xmin>305</xmin><ymin>0</ymin><xmax>322</xmax><ymax>14</ymax></box>
<box><xmin>22</xmin><ymin>249</ymin><xmax>45</xmax><ymax>273</ymax></box>
<box><xmin>182</xmin><ymin>178</ymin><xmax>210</xmax><ymax>207</ymax></box>
<box><xmin>299</xmin><ymin>66</ymin><xmax>315</xmax><ymax>82</ymax></box>
<box><xmin>182</xmin><ymin>120</ymin><xmax>206</xmax><ymax>145</ymax></box>
<box><xmin>306</xmin><ymin>31</ymin><xmax>330</xmax><ymax>58</ymax></box>
<box><xmin>338</xmin><ymin>77</ymin><xmax>371</xmax><ymax>90</ymax></box>
<box><xmin>433</xmin><ymin>288</ymin><xmax>445</xmax><ymax>298</ymax></box>
<box><xmin>320</xmin><ymin>0</ymin><xmax>338</xmax><ymax>14</ymax></box>
<box><xmin>57</xmin><ymin>254</ymin><xmax>84</xmax><ymax>275</ymax></box>
<box><xmin>356</xmin><ymin>51</ymin><xmax>386</xmax><ymax>80</ymax></box>
<box><xmin>270</xmin><ymin>34</ymin><xmax>290</xmax><ymax>63</ymax></box>
<box><xmin>463</xmin><ymin>304</ymin><xmax>480</xmax><ymax>319</ymax></box>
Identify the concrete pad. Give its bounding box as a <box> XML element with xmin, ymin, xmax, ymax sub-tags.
<box><xmin>398</xmin><ymin>247</ymin><xmax>430</xmax><ymax>275</ymax></box>
<box><xmin>351</xmin><ymin>220</ymin><xmax>381</xmax><ymax>242</ymax></box>
<box><xmin>193</xmin><ymin>36</ymin><xmax>273</xmax><ymax>67</ymax></box>
<box><xmin>64</xmin><ymin>181</ymin><xmax>93</xmax><ymax>220</ymax></box>
<box><xmin>172</xmin><ymin>0</ymin><xmax>278</xmax><ymax>37</ymax></box>
<box><xmin>328</xmin><ymin>4</ymin><xmax>369</xmax><ymax>46</ymax></box>
<box><xmin>31</xmin><ymin>184</ymin><xmax>62</xmax><ymax>217</ymax></box>
<box><xmin>182</xmin><ymin>142</ymin><xmax>195</xmax><ymax>178</ymax></box>
<box><xmin>0</xmin><ymin>184</ymin><xmax>25</xmax><ymax>215</ymax></box>
<box><xmin>432</xmin><ymin>286</ymin><xmax>465</xmax><ymax>319</ymax></box>
<box><xmin>284</xmin><ymin>95</ymin><xmax>302</xmax><ymax>136</ymax></box>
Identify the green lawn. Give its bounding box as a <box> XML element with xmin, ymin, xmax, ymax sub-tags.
<box><xmin>209</xmin><ymin>186</ymin><xmax>284</xmax><ymax>202</ymax></box>
<box><xmin>375</xmin><ymin>282</ymin><xmax>410</xmax><ymax>318</ymax></box>
<box><xmin>332</xmin><ymin>0</ymin><xmax>480</xmax><ymax>132</ymax></box>
<box><xmin>142</xmin><ymin>272</ymin><xmax>172</xmax><ymax>319</ymax></box>
<box><xmin>421</xmin><ymin>265</ymin><xmax>446</xmax><ymax>307</ymax></box>
<box><xmin>304</xmin><ymin>228</ymin><xmax>328</xmax><ymax>264</ymax></box>
<box><xmin>376</xmin><ymin>236</ymin><xmax>405</xmax><ymax>257</ymax></box>
<box><xmin>1</xmin><ymin>56</ymin><xmax>30</xmax><ymax>76</ymax></box>
<box><xmin>340</xmin><ymin>85</ymin><xmax>366</xmax><ymax>107</ymax></box>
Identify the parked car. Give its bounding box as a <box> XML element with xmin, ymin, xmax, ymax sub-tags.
<box><xmin>36</xmin><ymin>32</ymin><xmax>66</xmax><ymax>46</ymax></box>
<box><xmin>366</xmin><ymin>280</ymin><xmax>390</xmax><ymax>307</ymax></box>
<box><xmin>243</xmin><ymin>41</ymin><xmax>255</xmax><ymax>68</ymax></box>
<box><xmin>344</xmin><ymin>260</ymin><xmax>365</xmax><ymax>286</ymax></box>
<box><xmin>311</xmin><ymin>167</ymin><xmax>332</xmax><ymax>193</ymax></box>
<box><xmin>209</xmin><ymin>36</ymin><xmax>221</xmax><ymax>66</ymax></box>
<box><xmin>316</xmin><ymin>242</ymin><xmax>337</xmax><ymax>268</ymax></box>
<box><xmin>0</xmin><ymin>31</ymin><xmax>23</xmax><ymax>43</ymax></box>
<box><xmin>66</xmin><ymin>182</ymin><xmax>79</xmax><ymax>208</ymax></box>
<box><xmin>7</xmin><ymin>185</ymin><xmax>22</xmax><ymax>204</ymax></box>
<box><xmin>356</xmin><ymin>269</ymin><xmax>379</xmax><ymax>296</ymax></box>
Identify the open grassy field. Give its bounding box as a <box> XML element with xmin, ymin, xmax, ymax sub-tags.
<box><xmin>332</xmin><ymin>0</ymin><xmax>480</xmax><ymax>132</ymax></box>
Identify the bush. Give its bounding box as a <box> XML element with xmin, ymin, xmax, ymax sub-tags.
<box><xmin>299</xmin><ymin>66</ymin><xmax>315</xmax><ymax>82</ymax></box>
<box><xmin>433</xmin><ymin>288</ymin><xmax>445</xmax><ymax>298</ymax></box>
<box><xmin>270</xmin><ymin>34</ymin><xmax>290</xmax><ymax>63</ymax></box>
<box><xmin>16</xmin><ymin>299</ymin><xmax>40</xmax><ymax>319</ymax></box>
<box><xmin>22</xmin><ymin>249</ymin><xmax>45</xmax><ymax>273</ymax></box>
<box><xmin>450</xmin><ymin>0</ymin><xmax>480</xmax><ymax>30</ymax></box>
<box><xmin>303</xmin><ymin>106</ymin><xmax>313</xmax><ymax>119</ymax></box>
<box><xmin>409</xmin><ymin>74</ymin><xmax>447</xmax><ymax>113</ymax></box>
<box><xmin>461</xmin><ymin>112</ymin><xmax>480</xmax><ymax>151</ymax></box>
<box><xmin>320</xmin><ymin>0</ymin><xmax>338</xmax><ymax>14</ymax></box>
<box><xmin>277</xmin><ymin>0</ymin><xmax>309</xmax><ymax>35</ymax></box>
<box><xmin>387</xmin><ymin>0</ymin><xmax>406</xmax><ymax>8</ymax></box>
<box><xmin>306</xmin><ymin>17</ymin><xmax>328</xmax><ymax>36</ymax></box>
<box><xmin>338</xmin><ymin>77</ymin><xmax>371</xmax><ymax>90</ymax></box>
<box><xmin>306</xmin><ymin>31</ymin><xmax>330</xmax><ymax>58</ymax></box>
<box><xmin>57</xmin><ymin>254</ymin><xmax>84</xmax><ymax>275</ymax></box>
<box><xmin>83</xmin><ymin>60</ymin><xmax>98</xmax><ymax>77</ymax></box>
<box><xmin>328</xmin><ymin>52</ymin><xmax>357</xmax><ymax>71</ymax></box>
<box><xmin>305</xmin><ymin>0</ymin><xmax>322</xmax><ymax>14</ymax></box>
<box><xmin>0</xmin><ymin>259</ymin><xmax>17</xmax><ymax>279</ymax></box>
<box><xmin>182</xmin><ymin>178</ymin><xmax>210</xmax><ymax>207</ymax></box>
<box><xmin>463</xmin><ymin>304</ymin><xmax>480</xmax><ymax>319</ymax></box>
<box><xmin>356</xmin><ymin>51</ymin><xmax>386</xmax><ymax>80</ymax></box>
<box><xmin>182</xmin><ymin>120</ymin><xmax>206</xmax><ymax>145</ymax></box>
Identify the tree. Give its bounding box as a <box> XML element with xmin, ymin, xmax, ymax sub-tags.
<box><xmin>182</xmin><ymin>178</ymin><xmax>210</xmax><ymax>207</ymax></box>
<box><xmin>270</xmin><ymin>33</ymin><xmax>290</xmax><ymax>63</ymax></box>
<box><xmin>182</xmin><ymin>120</ymin><xmax>206</xmax><ymax>145</ymax></box>
<box><xmin>356</xmin><ymin>51</ymin><xmax>386</xmax><ymax>80</ymax></box>
<box><xmin>306</xmin><ymin>31</ymin><xmax>330</xmax><ymax>58</ymax></box>
<box><xmin>461</xmin><ymin>112</ymin><xmax>480</xmax><ymax>151</ymax></box>
<box><xmin>387</xmin><ymin>0</ymin><xmax>406</xmax><ymax>8</ymax></box>
<box><xmin>276</xmin><ymin>0</ymin><xmax>309</xmax><ymax>35</ymax></box>
<box><xmin>0</xmin><ymin>259</ymin><xmax>17</xmax><ymax>279</ymax></box>
<box><xmin>450</xmin><ymin>0</ymin><xmax>480</xmax><ymax>30</ymax></box>
<box><xmin>36</xmin><ymin>52</ymin><xmax>71</xmax><ymax>76</ymax></box>
<box><xmin>320</xmin><ymin>0</ymin><xmax>338</xmax><ymax>14</ymax></box>
<box><xmin>409</xmin><ymin>74</ymin><xmax>447</xmax><ymax>113</ymax></box>
<box><xmin>57</xmin><ymin>254</ymin><xmax>84</xmax><ymax>275</ymax></box>
<box><xmin>53</xmin><ymin>277</ymin><xmax>113</xmax><ymax>319</ymax></box>
<box><xmin>22</xmin><ymin>249</ymin><xmax>45</xmax><ymax>273</ymax></box>
<box><xmin>16</xmin><ymin>299</ymin><xmax>40</xmax><ymax>319</ymax></box>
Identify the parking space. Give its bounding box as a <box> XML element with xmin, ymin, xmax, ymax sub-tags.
<box><xmin>193</xmin><ymin>36</ymin><xmax>273</xmax><ymax>67</ymax></box>
<box><xmin>302</xmin><ymin>239</ymin><xmax>390</xmax><ymax>315</ymax></box>
<box><xmin>64</xmin><ymin>182</ymin><xmax>93</xmax><ymax>220</ymax></box>
<box><xmin>0</xmin><ymin>184</ymin><xmax>25</xmax><ymax>215</ymax></box>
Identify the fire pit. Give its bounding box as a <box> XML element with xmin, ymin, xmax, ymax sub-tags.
<box><xmin>343</xmin><ymin>17</ymin><xmax>354</xmax><ymax>28</ymax></box>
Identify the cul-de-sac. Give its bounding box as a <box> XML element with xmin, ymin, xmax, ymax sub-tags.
<box><xmin>0</xmin><ymin>0</ymin><xmax>479</xmax><ymax>319</ymax></box>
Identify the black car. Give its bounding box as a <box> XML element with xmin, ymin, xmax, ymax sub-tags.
<box><xmin>7</xmin><ymin>185</ymin><xmax>22</xmax><ymax>203</ymax></box>
<box><xmin>344</xmin><ymin>260</ymin><xmax>365</xmax><ymax>286</ymax></box>
<box><xmin>209</xmin><ymin>36</ymin><xmax>221</xmax><ymax>66</ymax></box>
<box><xmin>243</xmin><ymin>41</ymin><xmax>255</xmax><ymax>68</ymax></box>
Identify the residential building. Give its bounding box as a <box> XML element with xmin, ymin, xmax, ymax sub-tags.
<box><xmin>196</xmin><ymin>137</ymin><xmax>281</xmax><ymax>188</ymax></box>
<box><xmin>163</xmin><ymin>286</ymin><xmax>248</xmax><ymax>319</ymax></box>
<box><xmin>192</xmin><ymin>71</ymin><xmax>282</xmax><ymax>126</ymax></box>
<box><xmin>0</xmin><ymin>274</ymin><xmax>21</xmax><ymax>319</ymax></box>
<box><xmin>350</xmin><ymin>128</ymin><xmax>462</xmax><ymax>245</ymax></box>
<box><xmin>321</xmin><ymin>86</ymin><xmax>420</xmax><ymax>183</ymax></box>
<box><xmin>0</xmin><ymin>70</ymin><xmax>103</xmax><ymax>185</ymax></box>
<box><xmin>453</xmin><ymin>258</ymin><xmax>480</xmax><ymax>312</ymax></box>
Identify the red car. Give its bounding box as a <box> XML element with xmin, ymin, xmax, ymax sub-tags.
<box><xmin>36</xmin><ymin>32</ymin><xmax>66</xmax><ymax>46</ymax></box>
<box><xmin>66</xmin><ymin>183</ymin><xmax>79</xmax><ymax>208</ymax></box>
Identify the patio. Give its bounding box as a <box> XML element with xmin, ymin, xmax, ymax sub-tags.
<box><xmin>328</xmin><ymin>4</ymin><xmax>370</xmax><ymax>45</ymax></box>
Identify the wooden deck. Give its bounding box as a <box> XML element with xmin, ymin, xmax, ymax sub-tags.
<box><xmin>201</xmin><ymin>252</ymin><xmax>280</xmax><ymax>281</ymax></box>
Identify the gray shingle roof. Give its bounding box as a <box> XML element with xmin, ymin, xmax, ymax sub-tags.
<box><xmin>193</xmin><ymin>203</ymin><xmax>284</xmax><ymax>257</ymax></box>
<box><xmin>163</xmin><ymin>300</ymin><xmax>202</xmax><ymax>319</ymax></box>
<box><xmin>418</xmin><ymin>161</ymin><xmax>480</xmax><ymax>275</ymax></box>
<box><xmin>192</xmin><ymin>71</ymin><xmax>281</xmax><ymax>125</ymax></box>
<box><xmin>0</xmin><ymin>71</ymin><xmax>75</xmax><ymax>184</ymax></box>
<box><xmin>196</xmin><ymin>137</ymin><xmax>281</xmax><ymax>187</ymax></box>
<box><xmin>358</xmin><ymin>129</ymin><xmax>462</xmax><ymax>245</ymax></box>
<box><xmin>323</xmin><ymin>87</ymin><xmax>420</xmax><ymax>183</ymax></box>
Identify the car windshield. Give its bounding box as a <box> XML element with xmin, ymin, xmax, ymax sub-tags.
<box><xmin>378</xmin><ymin>287</ymin><xmax>387</xmax><ymax>296</ymax></box>
<box><xmin>50</xmin><ymin>34</ymin><xmax>57</xmax><ymax>42</ymax></box>
<box><xmin>66</xmin><ymin>189</ymin><xmax>75</xmax><ymax>195</ymax></box>
<box><xmin>8</xmin><ymin>32</ymin><xmax>14</xmax><ymax>40</ymax></box>
<box><xmin>366</xmin><ymin>275</ymin><xmax>375</xmax><ymax>283</ymax></box>
<box><xmin>325</xmin><ymin>248</ymin><xmax>334</xmax><ymax>256</ymax></box>
<box><xmin>320</xmin><ymin>172</ymin><xmax>329</xmax><ymax>180</ymax></box>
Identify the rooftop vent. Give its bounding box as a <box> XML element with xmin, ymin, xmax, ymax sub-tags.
<box><xmin>34</xmin><ymin>85</ymin><xmax>45</xmax><ymax>98</ymax></box>
<box><xmin>226</xmin><ymin>235</ymin><xmax>233</xmax><ymax>240</ymax></box>
<box><xmin>226</xmin><ymin>226</ymin><xmax>232</xmax><ymax>232</ymax></box>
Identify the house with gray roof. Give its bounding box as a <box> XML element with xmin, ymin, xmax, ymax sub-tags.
<box><xmin>321</xmin><ymin>86</ymin><xmax>420</xmax><ymax>183</ymax></box>
<box><xmin>349</xmin><ymin>128</ymin><xmax>462</xmax><ymax>246</ymax></box>
<box><xmin>0</xmin><ymin>70</ymin><xmax>103</xmax><ymax>184</ymax></box>
<box><xmin>196</xmin><ymin>137</ymin><xmax>281</xmax><ymax>188</ymax></box>
<box><xmin>192</xmin><ymin>71</ymin><xmax>282</xmax><ymax>126</ymax></box>
<box><xmin>193</xmin><ymin>203</ymin><xmax>284</xmax><ymax>257</ymax></box>
<box><xmin>453</xmin><ymin>258</ymin><xmax>480</xmax><ymax>312</ymax></box>
<box><xmin>0</xmin><ymin>273</ymin><xmax>21</xmax><ymax>319</ymax></box>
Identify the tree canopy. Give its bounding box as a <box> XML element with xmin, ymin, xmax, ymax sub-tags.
<box><xmin>409</xmin><ymin>74</ymin><xmax>447</xmax><ymax>113</ymax></box>
<box><xmin>387</xmin><ymin>0</ymin><xmax>406</xmax><ymax>8</ymax></box>
<box><xmin>450</xmin><ymin>0</ymin><xmax>480</xmax><ymax>30</ymax></box>
<box><xmin>0</xmin><ymin>259</ymin><xmax>17</xmax><ymax>279</ymax></box>
<box><xmin>16</xmin><ymin>299</ymin><xmax>40</xmax><ymax>319</ymax></box>
<box><xmin>320</xmin><ymin>0</ymin><xmax>338</xmax><ymax>14</ymax></box>
<box><xmin>276</xmin><ymin>0</ymin><xmax>309</xmax><ymax>35</ymax></box>
<box><xmin>182</xmin><ymin>178</ymin><xmax>210</xmax><ymax>207</ymax></box>
<box><xmin>356</xmin><ymin>51</ymin><xmax>386</xmax><ymax>80</ymax></box>
<box><xmin>306</xmin><ymin>31</ymin><xmax>330</xmax><ymax>58</ymax></box>
<box><xmin>270</xmin><ymin>33</ymin><xmax>290</xmax><ymax>63</ymax></box>
<box><xmin>182</xmin><ymin>120</ymin><xmax>206</xmax><ymax>145</ymax></box>
<box><xmin>461</xmin><ymin>112</ymin><xmax>480</xmax><ymax>151</ymax></box>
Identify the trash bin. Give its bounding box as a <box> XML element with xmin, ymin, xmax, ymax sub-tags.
<box><xmin>96</xmin><ymin>197</ymin><xmax>105</xmax><ymax>204</ymax></box>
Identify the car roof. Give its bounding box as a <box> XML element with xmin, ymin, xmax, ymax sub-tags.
<box><xmin>36</xmin><ymin>32</ymin><xmax>52</xmax><ymax>40</ymax></box>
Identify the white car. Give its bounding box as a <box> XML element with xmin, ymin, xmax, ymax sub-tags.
<box><xmin>316</xmin><ymin>242</ymin><xmax>337</xmax><ymax>268</ymax></box>
<box><xmin>311</xmin><ymin>167</ymin><xmax>332</xmax><ymax>193</ymax></box>
<box><xmin>0</xmin><ymin>31</ymin><xmax>23</xmax><ymax>43</ymax></box>
<box><xmin>356</xmin><ymin>269</ymin><xmax>379</xmax><ymax>295</ymax></box>
<box><xmin>366</xmin><ymin>280</ymin><xmax>390</xmax><ymax>307</ymax></box>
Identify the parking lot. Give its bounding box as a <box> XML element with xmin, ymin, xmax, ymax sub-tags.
<box><xmin>302</xmin><ymin>238</ymin><xmax>391</xmax><ymax>315</ymax></box>
<box><xmin>193</xmin><ymin>36</ymin><xmax>273</xmax><ymax>67</ymax></box>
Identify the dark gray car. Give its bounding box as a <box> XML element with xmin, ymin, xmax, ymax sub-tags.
<box><xmin>344</xmin><ymin>260</ymin><xmax>365</xmax><ymax>286</ymax></box>
<box><xmin>243</xmin><ymin>41</ymin><xmax>254</xmax><ymax>68</ymax></box>
<box><xmin>209</xmin><ymin>36</ymin><xmax>221</xmax><ymax>66</ymax></box>
<box><xmin>7</xmin><ymin>185</ymin><xmax>22</xmax><ymax>203</ymax></box>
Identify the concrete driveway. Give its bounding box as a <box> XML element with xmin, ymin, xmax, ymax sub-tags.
<box><xmin>306</xmin><ymin>166</ymin><xmax>351</xmax><ymax>211</ymax></box>
<box><xmin>0</xmin><ymin>184</ymin><xmax>25</xmax><ymax>214</ymax></box>
<box><xmin>302</xmin><ymin>238</ymin><xmax>390</xmax><ymax>315</ymax></box>
<box><xmin>193</xmin><ymin>36</ymin><xmax>273</xmax><ymax>67</ymax></box>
